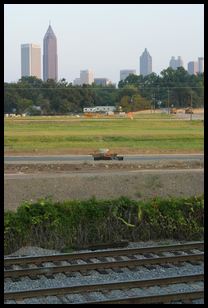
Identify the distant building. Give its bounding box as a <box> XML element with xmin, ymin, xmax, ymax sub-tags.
<box><xmin>177</xmin><ymin>56</ymin><xmax>183</xmax><ymax>68</ymax></box>
<box><xmin>198</xmin><ymin>57</ymin><xmax>204</xmax><ymax>74</ymax></box>
<box><xmin>94</xmin><ymin>78</ymin><xmax>111</xmax><ymax>86</ymax></box>
<box><xmin>187</xmin><ymin>61</ymin><xmax>198</xmax><ymax>75</ymax></box>
<box><xmin>120</xmin><ymin>70</ymin><xmax>136</xmax><ymax>81</ymax></box>
<box><xmin>169</xmin><ymin>56</ymin><xmax>184</xmax><ymax>70</ymax></box>
<box><xmin>80</xmin><ymin>69</ymin><xmax>94</xmax><ymax>85</ymax></box>
<box><xmin>73</xmin><ymin>78</ymin><xmax>81</xmax><ymax>86</ymax></box>
<box><xmin>83</xmin><ymin>106</ymin><xmax>116</xmax><ymax>113</ymax></box>
<box><xmin>21</xmin><ymin>44</ymin><xmax>41</xmax><ymax>78</ymax></box>
<box><xmin>140</xmin><ymin>48</ymin><xmax>152</xmax><ymax>76</ymax></box>
<box><xmin>169</xmin><ymin>56</ymin><xmax>177</xmax><ymax>70</ymax></box>
<box><xmin>43</xmin><ymin>24</ymin><xmax>58</xmax><ymax>81</ymax></box>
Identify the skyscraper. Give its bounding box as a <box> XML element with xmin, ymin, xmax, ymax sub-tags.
<box><xmin>198</xmin><ymin>57</ymin><xmax>204</xmax><ymax>74</ymax></box>
<box><xmin>21</xmin><ymin>44</ymin><xmax>41</xmax><ymax>78</ymax></box>
<box><xmin>169</xmin><ymin>56</ymin><xmax>177</xmax><ymax>70</ymax></box>
<box><xmin>177</xmin><ymin>56</ymin><xmax>183</xmax><ymax>68</ymax></box>
<box><xmin>94</xmin><ymin>78</ymin><xmax>112</xmax><ymax>86</ymax></box>
<box><xmin>169</xmin><ymin>56</ymin><xmax>184</xmax><ymax>70</ymax></box>
<box><xmin>80</xmin><ymin>69</ymin><xmax>94</xmax><ymax>85</ymax></box>
<box><xmin>120</xmin><ymin>69</ymin><xmax>136</xmax><ymax>81</ymax></box>
<box><xmin>187</xmin><ymin>61</ymin><xmax>198</xmax><ymax>75</ymax></box>
<box><xmin>43</xmin><ymin>24</ymin><xmax>58</xmax><ymax>81</ymax></box>
<box><xmin>140</xmin><ymin>48</ymin><xmax>152</xmax><ymax>76</ymax></box>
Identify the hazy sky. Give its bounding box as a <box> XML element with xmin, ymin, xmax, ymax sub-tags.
<box><xmin>4</xmin><ymin>4</ymin><xmax>204</xmax><ymax>84</ymax></box>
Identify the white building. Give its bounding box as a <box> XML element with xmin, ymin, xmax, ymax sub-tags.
<box><xmin>120</xmin><ymin>69</ymin><xmax>136</xmax><ymax>81</ymax></box>
<box><xmin>21</xmin><ymin>44</ymin><xmax>41</xmax><ymax>78</ymax></box>
<box><xmin>80</xmin><ymin>69</ymin><xmax>94</xmax><ymax>85</ymax></box>
<box><xmin>83</xmin><ymin>106</ymin><xmax>116</xmax><ymax>113</ymax></box>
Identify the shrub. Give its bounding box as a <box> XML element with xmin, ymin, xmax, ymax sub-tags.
<box><xmin>4</xmin><ymin>195</ymin><xmax>204</xmax><ymax>254</ymax></box>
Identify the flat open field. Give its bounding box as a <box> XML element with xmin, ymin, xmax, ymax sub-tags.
<box><xmin>4</xmin><ymin>114</ymin><xmax>204</xmax><ymax>155</ymax></box>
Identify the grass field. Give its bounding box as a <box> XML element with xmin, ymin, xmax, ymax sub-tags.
<box><xmin>4</xmin><ymin>114</ymin><xmax>204</xmax><ymax>154</ymax></box>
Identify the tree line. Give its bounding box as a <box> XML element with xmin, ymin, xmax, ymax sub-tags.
<box><xmin>4</xmin><ymin>67</ymin><xmax>204</xmax><ymax>115</ymax></box>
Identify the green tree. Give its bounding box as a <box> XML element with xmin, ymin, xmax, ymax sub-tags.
<box><xmin>131</xmin><ymin>94</ymin><xmax>151</xmax><ymax>111</ymax></box>
<box><xmin>39</xmin><ymin>98</ymin><xmax>51</xmax><ymax>115</ymax></box>
<box><xmin>119</xmin><ymin>96</ymin><xmax>131</xmax><ymax>112</ymax></box>
<box><xmin>16</xmin><ymin>98</ymin><xmax>33</xmax><ymax>114</ymax></box>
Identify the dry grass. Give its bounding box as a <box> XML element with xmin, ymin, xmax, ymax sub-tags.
<box><xmin>134</xmin><ymin>108</ymin><xmax>204</xmax><ymax>114</ymax></box>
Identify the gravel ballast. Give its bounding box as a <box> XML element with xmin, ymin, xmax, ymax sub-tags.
<box><xmin>4</xmin><ymin>241</ymin><xmax>204</xmax><ymax>304</ymax></box>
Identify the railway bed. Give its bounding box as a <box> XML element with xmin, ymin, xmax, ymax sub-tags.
<box><xmin>4</xmin><ymin>242</ymin><xmax>204</xmax><ymax>304</ymax></box>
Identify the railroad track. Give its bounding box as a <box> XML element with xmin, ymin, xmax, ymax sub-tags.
<box><xmin>4</xmin><ymin>242</ymin><xmax>204</xmax><ymax>304</ymax></box>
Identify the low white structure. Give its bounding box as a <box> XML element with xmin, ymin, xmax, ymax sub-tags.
<box><xmin>83</xmin><ymin>106</ymin><xmax>116</xmax><ymax>114</ymax></box>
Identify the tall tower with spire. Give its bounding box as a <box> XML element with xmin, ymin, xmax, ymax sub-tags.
<box><xmin>140</xmin><ymin>48</ymin><xmax>152</xmax><ymax>76</ymax></box>
<box><xmin>43</xmin><ymin>23</ymin><xmax>58</xmax><ymax>81</ymax></box>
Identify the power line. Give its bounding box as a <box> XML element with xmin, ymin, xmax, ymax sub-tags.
<box><xmin>4</xmin><ymin>86</ymin><xmax>204</xmax><ymax>90</ymax></box>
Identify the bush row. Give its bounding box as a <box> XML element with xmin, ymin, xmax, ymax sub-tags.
<box><xmin>4</xmin><ymin>195</ymin><xmax>204</xmax><ymax>254</ymax></box>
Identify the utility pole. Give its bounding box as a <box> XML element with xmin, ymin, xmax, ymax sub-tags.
<box><xmin>167</xmin><ymin>88</ymin><xmax>170</xmax><ymax>115</ymax></box>
<box><xmin>151</xmin><ymin>95</ymin><xmax>153</xmax><ymax>113</ymax></box>
<box><xmin>190</xmin><ymin>92</ymin><xmax>193</xmax><ymax>121</ymax></box>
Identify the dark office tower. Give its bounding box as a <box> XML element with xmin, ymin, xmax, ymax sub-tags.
<box><xmin>43</xmin><ymin>24</ymin><xmax>58</xmax><ymax>81</ymax></box>
<box><xmin>140</xmin><ymin>48</ymin><xmax>152</xmax><ymax>76</ymax></box>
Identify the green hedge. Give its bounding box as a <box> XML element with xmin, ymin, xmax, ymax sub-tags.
<box><xmin>4</xmin><ymin>195</ymin><xmax>204</xmax><ymax>254</ymax></box>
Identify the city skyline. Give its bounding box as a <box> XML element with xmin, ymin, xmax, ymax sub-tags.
<box><xmin>4</xmin><ymin>4</ymin><xmax>204</xmax><ymax>84</ymax></box>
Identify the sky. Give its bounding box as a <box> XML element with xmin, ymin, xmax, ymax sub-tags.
<box><xmin>4</xmin><ymin>4</ymin><xmax>204</xmax><ymax>84</ymax></box>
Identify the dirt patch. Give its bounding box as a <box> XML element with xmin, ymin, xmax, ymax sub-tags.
<box><xmin>5</xmin><ymin>168</ymin><xmax>203</xmax><ymax>211</ymax></box>
<box><xmin>4</xmin><ymin>159</ymin><xmax>204</xmax><ymax>211</ymax></box>
<box><xmin>4</xmin><ymin>160</ymin><xmax>204</xmax><ymax>174</ymax></box>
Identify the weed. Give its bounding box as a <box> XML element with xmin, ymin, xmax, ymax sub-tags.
<box><xmin>4</xmin><ymin>195</ymin><xmax>204</xmax><ymax>254</ymax></box>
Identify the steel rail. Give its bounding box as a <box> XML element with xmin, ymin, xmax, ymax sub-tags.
<box><xmin>4</xmin><ymin>241</ymin><xmax>204</xmax><ymax>266</ymax></box>
<box><xmin>4</xmin><ymin>252</ymin><xmax>204</xmax><ymax>279</ymax></box>
<box><xmin>4</xmin><ymin>273</ymin><xmax>204</xmax><ymax>301</ymax></box>
<box><xmin>79</xmin><ymin>290</ymin><xmax>204</xmax><ymax>304</ymax></box>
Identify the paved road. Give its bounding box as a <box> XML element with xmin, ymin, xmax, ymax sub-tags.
<box><xmin>4</xmin><ymin>154</ymin><xmax>204</xmax><ymax>163</ymax></box>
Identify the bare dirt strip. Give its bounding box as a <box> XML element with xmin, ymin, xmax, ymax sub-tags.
<box><xmin>4</xmin><ymin>160</ymin><xmax>204</xmax><ymax>211</ymax></box>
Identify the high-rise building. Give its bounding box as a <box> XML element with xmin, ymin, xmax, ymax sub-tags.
<box><xmin>177</xmin><ymin>56</ymin><xmax>183</xmax><ymax>68</ymax></box>
<box><xmin>198</xmin><ymin>57</ymin><xmax>204</xmax><ymax>74</ymax></box>
<box><xmin>187</xmin><ymin>61</ymin><xmax>198</xmax><ymax>75</ymax></box>
<box><xmin>140</xmin><ymin>48</ymin><xmax>152</xmax><ymax>76</ymax></box>
<box><xmin>43</xmin><ymin>24</ymin><xmax>58</xmax><ymax>81</ymax></box>
<box><xmin>94</xmin><ymin>78</ymin><xmax>111</xmax><ymax>86</ymax></box>
<box><xmin>80</xmin><ymin>69</ymin><xmax>94</xmax><ymax>85</ymax></box>
<box><xmin>169</xmin><ymin>56</ymin><xmax>184</xmax><ymax>70</ymax></box>
<box><xmin>120</xmin><ymin>70</ymin><xmax>136</xmax><ymax>81</ymax></box>
<box><xmin>169</xmin><ymin>56</ymin><xmax>177</xmax><ymax>70</ymax></box>
<box><xmin>21</xmin><ymin>44</ymin><xmax>41</xmax><ymax>78</ymax></box>
<box><xmin>73</xmin><ymin>78</ymin><xmax>81</xmax><ymax>86</ymax></box>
